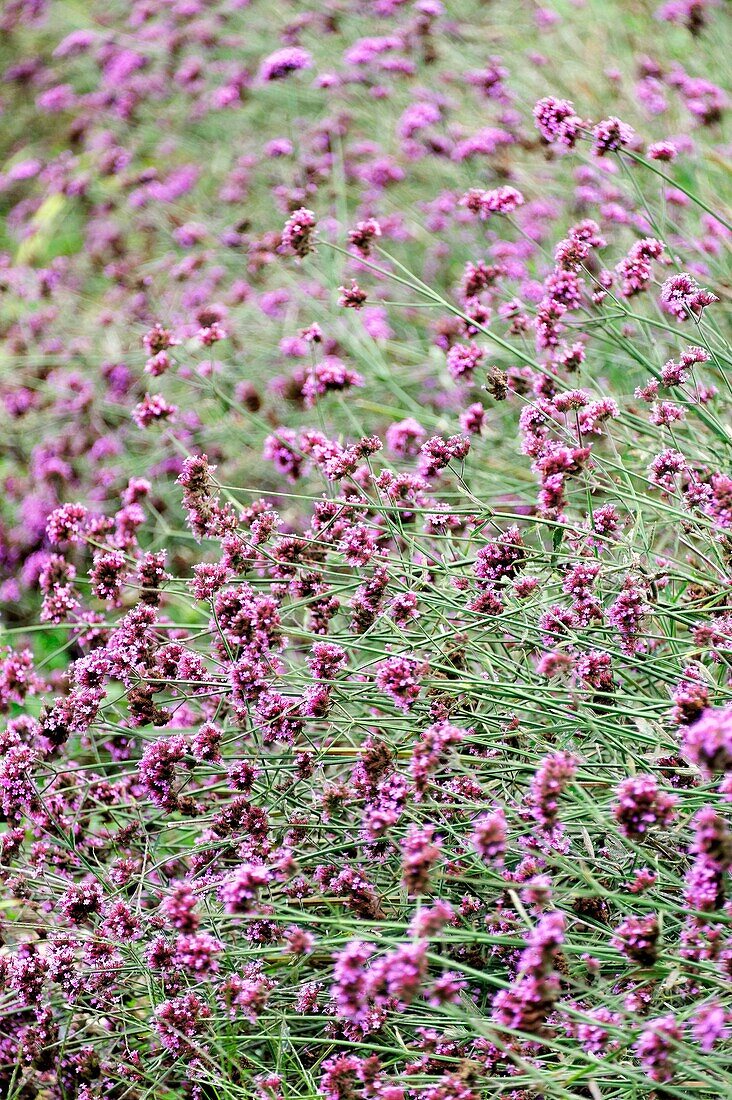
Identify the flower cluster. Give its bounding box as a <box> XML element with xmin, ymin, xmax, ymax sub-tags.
<box><xmin>0</xmin><ymin>1</ymin><xmax>730</xmax><ymax>1097</ymax></box>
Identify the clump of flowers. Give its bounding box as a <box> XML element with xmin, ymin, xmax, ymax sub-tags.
<box><xmin>613</xmin><ymin>775</ymin><xmax>678</xmax><ymax>839</ymax></box>
<box><xmin>0</xmin><ymin>2</ymin><xmax>730</xmax><ymax>1097</ymax></box>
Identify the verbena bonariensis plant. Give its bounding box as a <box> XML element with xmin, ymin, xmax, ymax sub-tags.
<box><xmin>1</xmin><ymin>1</ymin><xmax>732</xmax><ymax>1099</ymax></box>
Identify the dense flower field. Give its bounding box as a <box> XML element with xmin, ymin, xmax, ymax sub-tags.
<box><xmin>1</xmin><ymin>0</ymin><xmax>732</xmax><ymax>1097</ymax></box>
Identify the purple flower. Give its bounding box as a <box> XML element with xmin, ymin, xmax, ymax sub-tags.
<box><xmin>472</xmin><ymin>807</ymin><xmax>507</xmax><ymax>864</ymax></box>
<box><xmin>281</xmin><ymin>208</ymin><xmax>318</xmax><ymax>258</ymax></box>
<box><xmin>660</xmin><ymin>272</ymin><xmax>719</xmax><ymax>317</ymax></box>
<box><xmin>635</xmin><ymin>1014</ymin><xmax>682</xmax><ymax>1083</ymax></box>
<box><xmin>302</xmin><ymin>356</ymin><xmax>364</xmax><ymax>406</ymax></box>
<box><xmin>691</xmin><ymin>1000</ymin><xmax>728</xmax><ymax>1052</ymax></box>
<box><xmin>682</xmin><ymin>705</ymin><xmax>732</xmax><ymax>774</ymax></box>
<box><xmin>460</xmin><ymin>185</ymin><xmax>524</xmax><ymax>218</ymax></box>
<box><xmin>446</xmin><ymin>342</ymin><xmax>485</xmax><ymax>381</ymax></box>
<box><xmin>613</xmin><ymin>774</ymin><xmax>677</xmax><ymax>839</ymax></box>
<box><xmin>218</xmin><ymin>864</ymin><xmax>271</xmax><ymax>915</ymax></box>
<box><xmin>375</xmin><ymin>654</ymin><xmax>427</xmax><ymax>712</ymax></box>
<box><xmin>132</xmin><ymin>393</ymin><xmax>177</xmax><ymax>428</ymax></box>
<box><xmin>611</xmin><ymin>914</ymin><xmax>659</xmax><ymax>965</ymax></box>
<box><xmin>533</xmin><ymin>96</ymin><xmax>584</xmax><ymax>146</ymax></box>
<box><xmin>259</xmin><ymin>47</ymin><xmax>313</xmax><ymax>83</ymax></box>
<box><xmin>492</xmin><ymin>911</ymin><xmax>565</xmax><ymax>1033</ymax></box>
<box><xmin>591</xmin><ymin>116</ymin><xmax>636</xmax><ymax>156</ymax></box>
<box><xmin>154</xmin><ymin>992</ymin><xmax>212</xmax><ymax>1055</ymax></box>
<box><xmin>401</xmin><ymin>823</ymin><xmax>441</xmax><ymax>894</ymax></box>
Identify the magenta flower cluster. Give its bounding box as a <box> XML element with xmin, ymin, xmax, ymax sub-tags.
<box><xmin>0</xmin><ymin>0</ymin><xmax>730</xmax><ymax>1098</ymax></box>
